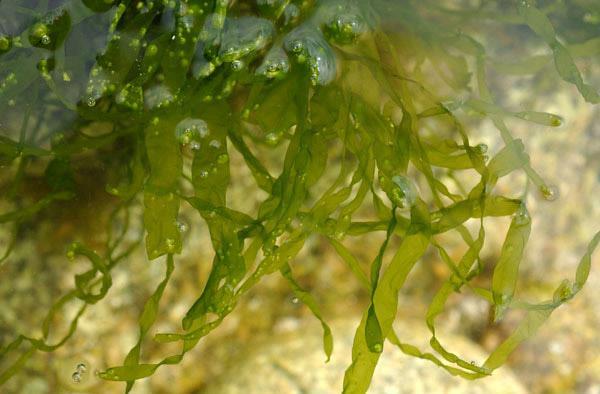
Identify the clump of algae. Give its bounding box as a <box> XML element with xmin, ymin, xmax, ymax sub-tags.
<box><xmin>0</xmin><ymin>0</ymin><xmax>599</xmax><ymax>392</ymax></box>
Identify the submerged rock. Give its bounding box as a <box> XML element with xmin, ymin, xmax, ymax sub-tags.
<box><xmin>204</xmin><ymin>318</ymin><xmax>526</xmax><ymax>394</ymax></box>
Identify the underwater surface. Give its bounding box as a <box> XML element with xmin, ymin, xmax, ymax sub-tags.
<box><xmin>0</xmin><ymin>0</ymin><xmax>599</xmax><ymax>393</ymax></box>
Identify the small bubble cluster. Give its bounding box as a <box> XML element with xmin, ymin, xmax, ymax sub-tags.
<box><xmin>257</xmin><ymin>46</ymin><xmax>290</xmax><ymax>79</ymax></box>
<box><xmin>175</xmin><ymin>118</ymin><xmax>209</xmax><ymax>147</ymax></box>
<box><xmin>283</xmin><ymin>26</ymin><xmax>337</xmax><ymax>85</ymax></box>
<box><xmin>116</xmin><ymin>83</ymin><xmax>144</xmax><ymax>111</ymax></box>
<box><xmin>71</xmin><ymin>362</ymin><xmax>87</xmax><ymax>383</ymax></box>
<box><xmin>218</xmin><ymin>16</ymin><xmax>275</xmax><ymax>62</ymax></box>
<box><xmin>144</xmin><ymin>84</ymin><xmax>175</xmax><ymax>109</ymax></box>
<box><xmin>322</xmin><ymin>2</ymin><xmax>367</xmax><ymax>44</ymax></box>
<box><xmin>513</xmin><ymin>204</ymin><xmax>531</xmax><ymax>226</ymax></box>
<box><xmin>381</xmin><ymin>174</ymin><xmax>417</xmax><ymax>209</ymax></box>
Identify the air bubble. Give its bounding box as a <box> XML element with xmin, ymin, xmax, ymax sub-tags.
<box><xmin>265</xmin><ymin>132</ymin><xmax>282</xmax><ymax>146</ymax></box>
<box><xmin>475</xmin><ymin>143</ymin><xmax>488</xmax><ymax>154</ymax></box>
<box><xmin>513</xmin><ymin>204</ymin><xmax>531</xmax><ymax>226</ymax></box>
<box><xmin>539</xmin><ymin>184</ymin><xmax>559</xmax><ymax>202</ymax></box>
<box><xmin>257</xmin><ymin>46</ymin><xmax>290</xmax><ymax>79</ymax></box>
<box><xmin>217</xmin><ymin>153</ymin><xmax>229</xmax><ymax>164</ymax></box>
<box><xmin>28</xmin><ymin>8</ymin><xmax>71</xmax><ymax>50</ymax></box>
<box><xmin>324</xmin><ymin>5</ymin><xmax>367</xmax><ymax>44</ymax></box>
<box><xmin>385</xmin><ymin>174</ymin><xmax>417</xmax><ymax>208</ymax></box>
<box><xmin>231</xmin><ymin>60</ymin><xmax>244</xmax><ymax>71</ymax></box>
<box><xmin>218</xmin><ymin>17</ymin><xmax>274</xmax><ymax>62</ymax></box>
<box><xmin>282</xmin><ymin>4</ymin><xmax>300</xmax><ymax>25</ymax></box>
<box><xmin>144</xmin><ymin>84</ymin><xmax>174</xmax><ymax>109</ymax></box>
<box><xmin>177</xmin><ymin>220</ymin><xmax>189</xmax><ymax>233</ymax></box>
<box><xmin>283</xmin><ymin>26</ymin><xmax>337</xmax><ymax>85</ymax></box>
<box><xmin>175</xmin><ymin>118</ymin><xmax>208</xmax><ymax>146</ymax></box>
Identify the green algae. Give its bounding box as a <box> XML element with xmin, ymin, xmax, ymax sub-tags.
<box><xmin>0</xmin><ymin>0</ymin><xmax>599</xmax><ymax>392</ymax></box>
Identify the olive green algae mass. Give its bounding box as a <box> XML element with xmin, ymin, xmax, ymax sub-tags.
<box><xmin>0</xmin><ymin>0</ymin><xmax>599</xmax><ymax>393</ymax></box>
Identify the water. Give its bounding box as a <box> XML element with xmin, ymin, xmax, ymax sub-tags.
<box><xmin>0</xmin><ymin>1</ymin><xmax>598</xmax><ymax>393</ymax></box>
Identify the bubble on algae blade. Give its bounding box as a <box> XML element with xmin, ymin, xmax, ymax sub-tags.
<box><xmin>175</xmin><ymin>118</ymin><xmax>209</xmax><ymax>145</ymax></box>
<box><xmin>115</xmin><ymin>83</ymin><xmax>144</xmax><ymax>111</ymax></box>
<box><xmin>144</xmin><ymin>84</ymin><xmax>175</xmax><ymax>109</ymax></box>
<box><xmin>257</xmin><ymin>45</ymin><xmax>290</xmax><ymax>79</ymax></box>
<box><xmin>28</xmin><ymin>7</ymin><xmax>71</xmax><ymax>51</ymax></box>
<box><xmin>513</xmin><ymin>204</ymin><xmax>531</xmax><ymax>227</ymax></box>
<box><xmin>218</xmin><ymin>17</ymin><xmax>274</xmax><ymax>62</ymax></box>
<box><xmin>283</xmin><ymin>25</ymin><xmax>337</xmax><ymax>85</ymax></box>
<box><xmin>539</xmin><ymin>184</ymin><xmax>560</xmax><ymax>202</ymax></box>
<box><xmin>379</xmin><ymin>174</ymin><xmax>418</xmax><ymax>209</ymax></box>
<box><xmin>319</xmin><ymin>0</ymin><xmax>368</xmax><ymax>44</ymax></box>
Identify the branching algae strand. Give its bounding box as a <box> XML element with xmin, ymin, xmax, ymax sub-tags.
<box><xmin>0</xmin><ymin>0</ymin><xmax>599</xmax><ymax>392</ymax></box>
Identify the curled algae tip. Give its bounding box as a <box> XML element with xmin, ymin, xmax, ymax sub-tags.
<box><xmin>552</xmin><ymin>279</ymin><xmax>571</xmax><ymax>302</ymax></box>
<box><xmin>539</xmin><ymin>184</ymin><xmax>559</xmax><ymax>202</ymax></box>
